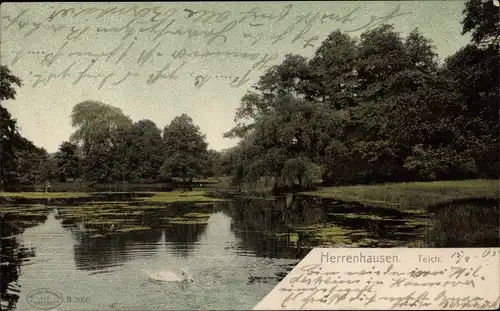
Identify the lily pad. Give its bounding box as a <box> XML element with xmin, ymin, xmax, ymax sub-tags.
<box><xmin>115</xmin><ymin>226</ymin><xmax>150</xmax><ymax>232</ymax></box>
<box><xmin>182</xmin><ymin>212</ymin><xmax>212</xmax><ymax>218</ymax></box>
<box><xmin>163</xmin><ymin>217</ymin><xmax>209</xmax><ymax>225</ymax></box>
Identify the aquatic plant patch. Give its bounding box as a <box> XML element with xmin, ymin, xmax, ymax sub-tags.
<box><xmin>162</xmin><ymin>216</ymin><xmax>210</xmax><ymax>225</ymax></box>
<box><xmin>139</xmin><ymin>191</ymin><xmax>225</xmax><ymax>203</ymax></box>
<box><xmin>0</xmin><ymin>192</ymin><xmax>89</xmax><ymax>199</ymax></box>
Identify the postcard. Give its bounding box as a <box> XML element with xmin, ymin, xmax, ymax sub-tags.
<box><xmin>1</xmin><ymin>1</ymin><xmax>498</xmax><ymax>310</ymax></box>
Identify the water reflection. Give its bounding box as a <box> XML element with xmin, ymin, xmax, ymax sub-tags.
<box><xmin>1</xmin><ymin>195</ymin><xmax>498</xmax><ymax>310</ymax></box>
<box><xmin>69</xmin><ymin>206</ymin><xmax>213</xmax><ymax>268</ymax></box>
<box><xmin>163</xmin><ymin>223</ymin><xmax>208</xmax><ymax>258</ymax></box>
<box><xmin>223</xmin><ymin>198</ymin><xmax>318</xmax><ymax>259</ymax></box>
<box><xmin>225</xmin><ymin>195</ymin><xmax>430</xmax><ymax>251</ymax></box>
<box><xmin>0</xmin><ymin>213</ymin><xmax>40</xmax><ymax>311</ymax></box>
<box><xmin>72</xmin><ymin>229</ymin><xmax>164</xmax><ymax>271</ymax></box>
<box><xmin>227</xmin><ymin>196</ymin><xmax>325</xmax><ymax>232</ymax></box>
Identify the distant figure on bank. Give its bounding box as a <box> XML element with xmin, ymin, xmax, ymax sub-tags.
<box><xmin>45</xmin><ymin>182</ymin><xmax>51</xmax><ymax>193</ymax></box>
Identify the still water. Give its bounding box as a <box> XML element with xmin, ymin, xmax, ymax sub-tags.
<box><xmin>3</xmin><ymin>208</ymin><xmax>299</xmax><ymax>310</ymax></box>
<box><xmin>3</xmin><ymin>195</ymin><xmax>496</xmax><ymax>310</ymax></box>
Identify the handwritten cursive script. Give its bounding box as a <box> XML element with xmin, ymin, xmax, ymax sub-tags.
<box><xmin>253</xmin><ymin>248</ymin><xmax>500</xmax><ymax>310</ymax></box>
<box><xmin>2</xmin><ymin>3</ymin><xmax>411</xmax><ymax>90</ymax></box>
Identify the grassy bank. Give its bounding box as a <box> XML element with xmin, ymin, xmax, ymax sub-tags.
<box><xmin>0</xmin><ymin>190</ymin><xmax>224</xmax><ymax>204</ymax></box>
<box><xmin>300</xmin><ymin>179</ymin><xmax>499</xmax><ymax>210</ymax></box>
<box><xmin>139</xmin><ymin>191</ymin><xmax>225</xmax><ymax>203</ymax></box>
<box><xmin>4</xmin><ymin>177</ymin><xmax>229</xmax><ymax>192</ymax></box>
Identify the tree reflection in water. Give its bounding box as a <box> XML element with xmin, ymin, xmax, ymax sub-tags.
<box><xmin>71</xmin><ymin>228</ymin><xmax>164</xmax><ymax>271</ymax></box>
<box><xmin>69</xmin><ymin>208</ymin><xmax>211</xmax><ymax>271</ymax></box>
<box><xmin>0</xmin><ymin>214</ymin><xmax>38</xmax><ymax>311</ymax></box>
<box><xmin>224</xmin><ymin>197</ymin><xmax>321</xmax><ymax>259</ymax></box>
<box><xmin>163</xmin><ymin>223</ymin><xmax>209</xmax><ymax>258</ymax></box>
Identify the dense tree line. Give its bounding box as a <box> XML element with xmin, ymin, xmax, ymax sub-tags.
<box><xmin>221</xmin><ymin>0</ymin><xmax>499</xmax><ymax>188</ymax></box>
<box><xmin>1</xmin><ymin>97</ymin><xmax>217</xmax><ymax>187</ymax></box>
<box><xmin>54</xmin><ymin>101</ymin><xmax>216</xmax><ymax>184</ymax></box>
<box><xmin>0</xmin><ymin>0</ymin><xmax>497</xmax><ymax>190</ymax></box>
<box><xmin>1</xmin><ymin>67</ymin><xmax>53</xmax><ymax>189</ymax></box>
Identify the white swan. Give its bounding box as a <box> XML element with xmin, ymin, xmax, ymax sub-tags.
<box><xmin>145</xmin><ymin>268</ymin><xmax>193</xmax><ymax>285</ymax></box>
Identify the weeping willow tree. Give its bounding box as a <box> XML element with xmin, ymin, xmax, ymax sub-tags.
<box><xmin>69</xmin><ymin>100</ymin><xmax>133</xmax><ymax>183</ymax></box>
<box><xmin>226</xmin><ymin>96</ymin><xmax>328</xmax><ymax>191</ymax></box>
<box><xmin>70</xmin><ymin>100</ymin><xmax>132</xmax><ymax>156</ymax></box>
<box><xmin>278</xmin><ymin>157</ymin><xmax>322</xmax><ymax>188</ymax></box>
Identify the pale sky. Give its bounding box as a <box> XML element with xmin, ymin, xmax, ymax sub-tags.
<box><xmin>1</xmin><ymin>1</ymin><xmax>470</xmax><ymax>153</ymax></box>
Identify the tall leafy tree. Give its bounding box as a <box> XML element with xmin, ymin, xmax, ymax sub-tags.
<box><xmin>230</xmin><ymin>95</ymin><xmax>332</xmax><ymax>188</ymax></box>
<box><xmin>0</xmin><ymin>106</ymin><xmax>19</xmax><ymax>187</ymax></box>
<box><xmin>15</xmin><ymin>143</ymin><xmax>51</xmax><ymax>185</ymax></box>
<box><xmin>160</xmin><ymin>114</ymin><xmax>209</xmax><ymax>183</ymax></box>
<box><xmin>111</xmin><ymin>120</ymin><xmax>164</xmax><ymax>182</ymax></box>
<box><xmin>203</xmin><ymin>149</ymin><xmax>221</xmax><ymax>178</ymax></box>
<box><xmin>69</xmin><ymin>100</ymin><xmax>133</xmax><ymax>182</ymax></box>
<box><xmin>1</xmin><ymin>67</ymin><xmax>53</xmax><ymax>188</ymax></box>
<box><xmin>434</xmin><ymin>0</ymin><xmax>500</xmax><ymax>178</ymax></box>
<box><xmin>70</xmin><ymin>100</ymin><xmax>133</xmax><ymax>157</ymax></box>
<box><xmin>462</xmin><ymin>0</ymin><xmax>499</xmax><ymax>46</ymax></box>
<box><xmin>0</xmin><ymin>66</ymin><xmax>23</xmax><ymax>188</ymax></box>
<box><xmin>308</xmin><ymin>30</ymin><xmax>359</xmax><ymax>109</ymax></box>
<box><xmin>80</xmin><ymin>140</ymin><xmax>114</xmax><ymax>183</ymax></box>
<box><xmin>54</xmin><ymin>141</ymin><xmax>80</xmax><ymax>182</ymax></box>
<box><xmin>130</xmin><ymin>120</ymin><xmax>165</xmax><ymax>182</ymax></box>
<box><xmin>0</xmin><ymin>66</ymin><xmax>22</xmax><ymax>102</ymax></box>
<box><xmin>224</xmin><ymin>54</ymin><xmax>313</xmax><ymax>139</ymax></box>
<box><xmin>223</xmin><ymin>20</ymin><xmax>491</xmax><ymax>189</ymax></box>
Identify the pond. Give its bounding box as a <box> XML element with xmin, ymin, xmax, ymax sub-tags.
<box><xmin>1</xmin><ymin>194</ymin><xmax>498</xmax><ymax>310</ymax></box>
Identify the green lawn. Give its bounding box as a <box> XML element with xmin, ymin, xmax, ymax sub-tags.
<box><xmin>300</xmin><ymin>179</ymin><xmax>499</xmax><ymax>209</ymax></box>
